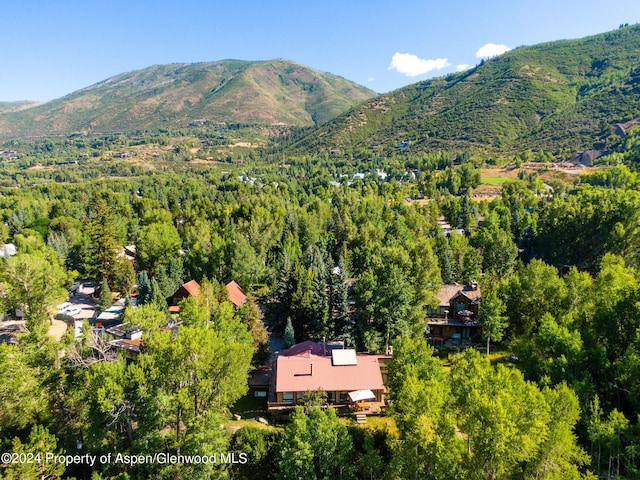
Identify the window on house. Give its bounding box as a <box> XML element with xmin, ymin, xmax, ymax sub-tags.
<box><xmin>282</xmin><ymin>392</ymin><xmax>294</xmax><ymax>404</ymax></box>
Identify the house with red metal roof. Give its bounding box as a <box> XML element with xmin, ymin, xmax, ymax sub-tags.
<box><xmin>225</xmin><ymin>280</ymin><xmax>247</xmax><ymax>307</ymax></box>
<box><xmin>269</xmin><ymin>341</ymin><xmax>389</xmax><ymax>414</ymax></box>
<box><xmin>173</xmin><ymin>279</ymin><xmax>201</xmax><ymax>300</ymax></box>
<box><xmin>169</xmin><ymin>280</ymin><xmax>201</xmax><ymax>314</ymax></box>
<box><xmin>169</xmin><ymin>279</ymin><xmax>247</xmax><ymax>313</ymax></box>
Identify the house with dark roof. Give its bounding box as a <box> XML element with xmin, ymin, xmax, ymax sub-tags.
<box><xmin>106</xmin><ymin>322</ymin><xmax>144</xmax><ymax>355</ymax></box>
<box><xmin>427</xmin><ymin>282</ymin><xmax>482</xmax><ymax>345</ymax></box>
<box><xmin>117</xmin><ymin>244</ymin><xmax>138</xmax><ymax>270</ymax></box>
<box><xmin>106</xmin><ymin>319</ymin><xmax>182</xmax><ymax>357</ymax></box>
<box><xmin>0</xmin><ymin>322</ymin><xmax>28</xmax><ymax>345</ymax></box>
<box><xmin>269</xmin><ymin>341</ymin><xmax>389</xmax><ymax>416</ymax></box>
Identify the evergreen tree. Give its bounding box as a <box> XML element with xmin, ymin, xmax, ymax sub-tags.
<box><xmin>283</xmin><ymin>317</ymin><xmax>295</xmax><ymax>349</ymax></box>
<box><xmin>434</xmin><ymin>233</ymin><xmax>454</xmax><ymax>284</ymax></box>
<box><xmin>148</xmin><ymin>277</ymin><xmax>167</xmax><ymax>311</ymax></box>
<box><xmin>238</xmin><ymin>297</ymin><xmax>270</xmax><ymax>365</ymax></box>
<box><xmin>306</xmin><ymin>245</ymin><xmax>330</xmax><ymax>338</ymax></box>
<box><xmin>272</xmin><ymin>251</ymin><xmax>295</xmax><ymax>332</ymax></box>
<box><xmin>99</xmin><ymin>278</ymin><xmax>113</xmax><ymax>312</ymax></box>
<box><xmin>166</xmin><ymin>256</ymin><xmax>184</xmax><ymax>293</ymax></box>
<box><xmin>4</xmin><ymin>425</ymin><xmax>65</xmax><ymax>480</ymax></box>
<box><xmin>290</xmin><ymin>261</ymin><xmax>314</xmax><ymax>340</ymax></box>
<box><xmin>457</xmin><ymin>193</ymin><xmax>478</xmax><ymax>230</ymax></box>
<box><xmin>137</xmin><ymin>270</ymin><xmax>150</xmax><ymax>305</ymax></box>
<box><xmin>332</xmin><ymin>256</ymin><xmax>354</xmax><ymax>347</ymax></box>
<box><xmin>86</xmin><ymin>197</ymin><xmax>120</xmax><ymax>286</ymax></box>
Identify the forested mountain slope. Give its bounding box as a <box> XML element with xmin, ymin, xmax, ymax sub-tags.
<box><xmin>290</xmin><ymin>24</ymin><xmax>640</xmax><ymax>157</ymax></box>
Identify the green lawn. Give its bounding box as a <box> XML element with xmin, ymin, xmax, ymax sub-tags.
<box><xmin>226</xmin><ymin>393</ymin><xmax>279</xmax><ymax>432</ymax></box>
<box><xmin>481</xmin><ymin>176</ymin><xmax>511</xmax><ymax>185</ymax></box>
<box><xmin>486</xmin><ymin>349</ymin><xmax>517</xmax><ymax>366</ymax></box>
<box><xmin>224</xmin><ymin>418</ymin><xmax>281</xmax><ymax>434</ymax></box>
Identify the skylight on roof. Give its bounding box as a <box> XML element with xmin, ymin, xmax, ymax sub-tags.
<box><xmin>331</xmin><ymin>349</ymin><xmax>357</xmax><ymax>366</ymax></box>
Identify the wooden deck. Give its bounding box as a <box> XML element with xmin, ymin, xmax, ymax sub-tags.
<box><xmin>352</xmin><ymin>401</ymin><xmax>386</xmax><ymax>415</ymax></box>
<box><xmin>267</xmin><ymin>400</ymin><xmax>387</xmax><ymax>419</ymax></box>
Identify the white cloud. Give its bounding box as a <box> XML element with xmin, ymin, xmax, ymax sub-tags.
<box><xmin>368</xmin><ymin>77</ymin><xmax>376</xmax><ymax>82</ymax></box>
<box><xmin>475</xmin><ymin>43</ymin><xmax>511</xmax><ymax>58</ymax></box>
<box><xmin>388</xmin><ymin>52</ymin><xmax>450</xmax><ymax>77</ymax></box>
<box><xmin>456</xmin><ymin>64</ymin><xmax>471</xmax><ymax>71</ymax></box>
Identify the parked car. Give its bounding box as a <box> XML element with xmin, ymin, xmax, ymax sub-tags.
<box><xmin>504</xmin><ymin>355</ymin><xmax>519</xmax><ymax>364</ymax></box>
<box><xmin>66</xmin><ymin>307</ymin><xmax>82</xmax><ymax>317</ymax></box>
<box><xmin>57</xmin><ymin>302</ymin><xmax>72</xmax><ymax>312</ymax></box>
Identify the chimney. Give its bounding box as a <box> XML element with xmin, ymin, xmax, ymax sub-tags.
<box><xmin>310</xmin><ymin>362</ymin><xmax>314</xmax><ymax>376</ymax></box>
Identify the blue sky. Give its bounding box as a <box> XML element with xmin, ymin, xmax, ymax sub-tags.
<box><xmin>2</xmin><ymin>0</ymin><xmax>640</xmax><ymax>101</ymax></box>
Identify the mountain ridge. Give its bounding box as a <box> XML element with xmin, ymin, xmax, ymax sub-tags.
<box><xmin>3</xmin><ymin>25</ymin><xmax>640</xmax><ymax>157</ymax></box>
<box><xmin>0</xmin><ymin>59</ymin><xmax>376</xmax><ymax>136</ymax></box>
<box><xmin>0</xmin><ymin>100</ymin><xmax>42</xmax><ymax>114</ymax></box>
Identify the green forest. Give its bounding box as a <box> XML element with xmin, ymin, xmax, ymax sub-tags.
<box><xmin>1</xmin><ymin>121</ymin><xmax>640</xmax><ymax>480</ymax></box>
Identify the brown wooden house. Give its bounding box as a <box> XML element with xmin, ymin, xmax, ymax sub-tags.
<box><xmin>427</xmin><ymin>282</ymin><xmax>482</xmax><ymax>345</ymax></box>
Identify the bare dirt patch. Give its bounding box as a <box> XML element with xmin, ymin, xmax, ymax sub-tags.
<box><xmin>48</xmin><ymin>320</ymin><xmax>68</xmax><ymax>341</ymax></box>
<box><xmin>482</xmin><ymin>164</ymin><xmax>591</xmax><ymax>183</ymax></box>
<box><xmin>404</xmin><ymin>198</ymin><xmax>431</xmax><ymax>207</ymax></box>
<box><xmin>189</xmin><ymin>158</ymin><xmax>218</xmax><ymax>164</ymax></box>
<box><xmin>480</xmin><ymin>167</ymin><xmax>523</xmax><ymax>179</ymax></box>
<box><xmin>473</xmin><ymin>184</ymin><xmax>502</xmax><ymax>201</ymax></box>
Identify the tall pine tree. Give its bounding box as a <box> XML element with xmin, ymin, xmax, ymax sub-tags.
<box><xmin>86</xmin><ymin>197</ymin><xmax>120</xmax><ymax>287</ymax></box>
